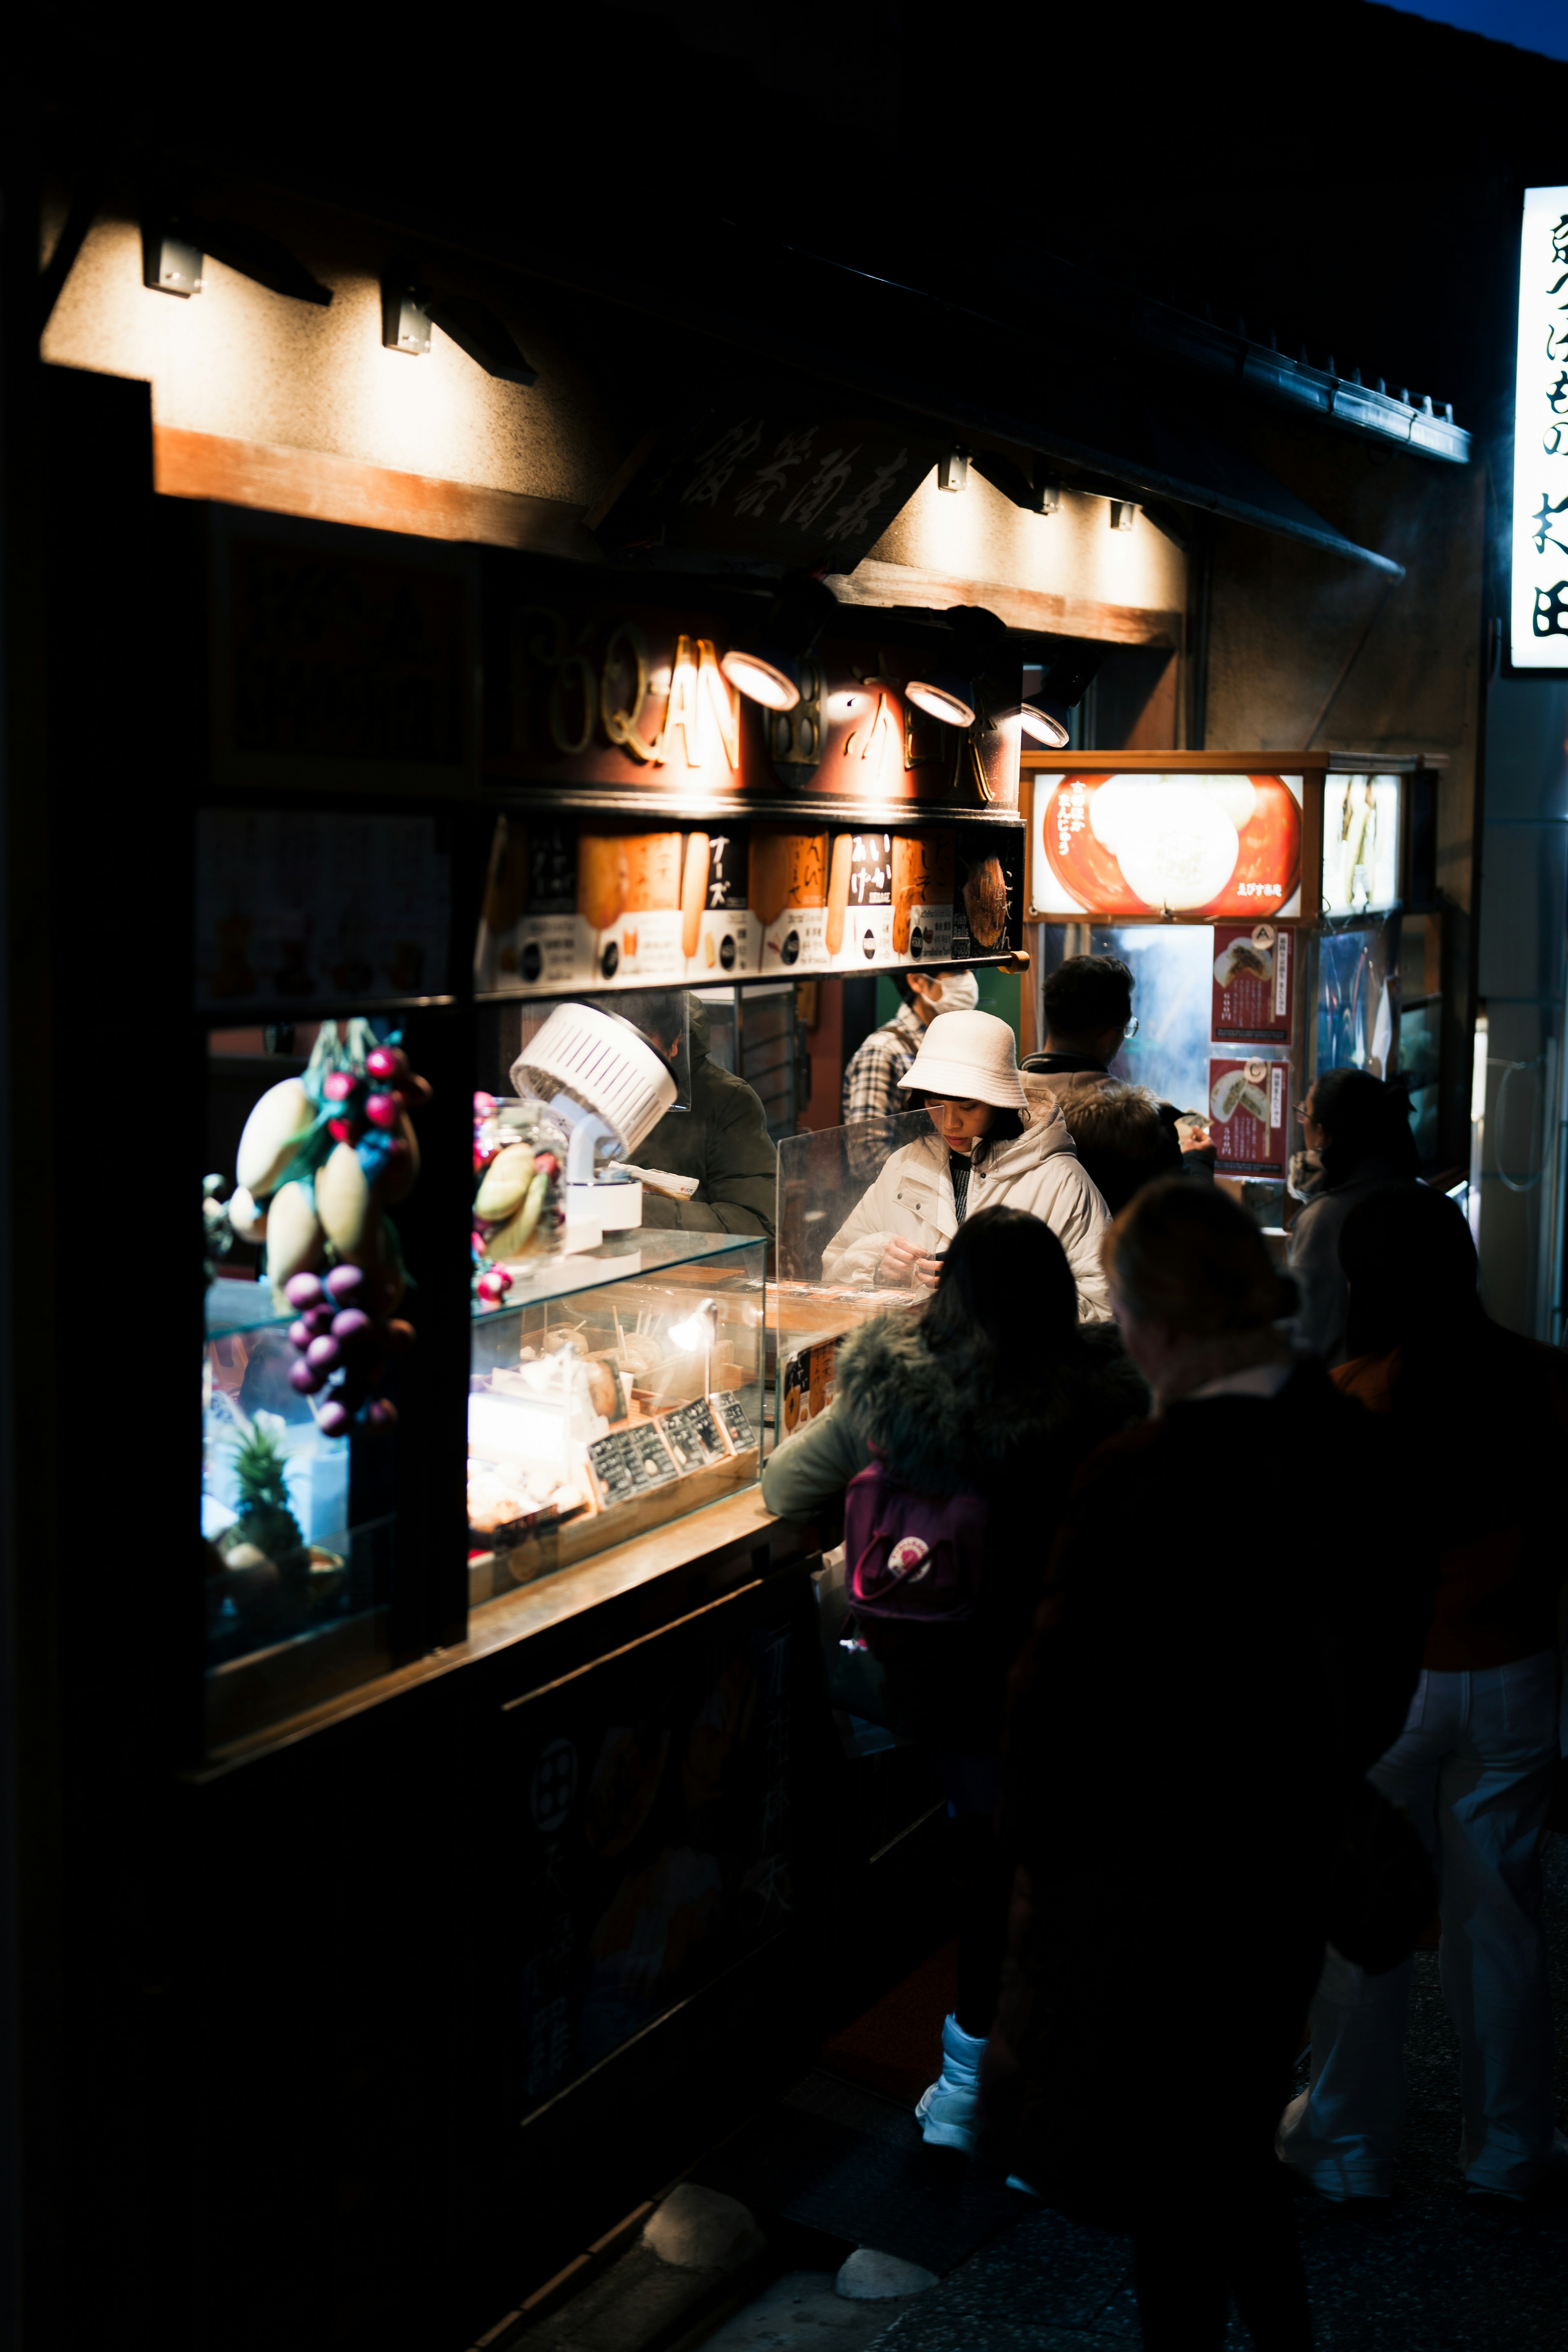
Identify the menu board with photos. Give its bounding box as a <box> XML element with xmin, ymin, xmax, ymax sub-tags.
<box><xmin>1212</xmin><ymin>922</ymin><xmax>1293</xmax><ymax>1042</ymax></box>
<box><xmin>1208</xmin><ymin>1057</ymin><xmax>1288</xmax><ymax>1176</ymax></box>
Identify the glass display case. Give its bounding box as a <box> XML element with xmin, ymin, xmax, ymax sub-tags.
<box><xmin>467</xmin><ymin>1229</ymin><xmax>766</xmax><ymax>1605</ymax></box>
<box><xmin>203</xmin><ymin>1273</ymin><xmax>400</xmax><ymax>1733</ymax></box>
<box><xmin>771</xmin><ymin>1113</ymin><xmax>931</xmax><ymax>1441</ymax></box>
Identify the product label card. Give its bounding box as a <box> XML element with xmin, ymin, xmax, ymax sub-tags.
<box><xmin>1209</xmin><ymin>1056</ymin><xmax>1288</xmax><ymax>1176</ymax></box>
<box><xmin>579</xmin><ymin>906</ymin><xmax>684</xmax><ymax>985</ymax></box>
<box><xmin>762</xmin><ymin>905</ymin><xmax>828</xmax><ymax>971</ymax></box>
<box><xmin>892</xmin><ymin>832</ymin><xmax>956</xmax><ymax>961</ymax></box>
<box><xmin>659</xmin><ymin>1397</ymin><xmax>728</xmax><ymax>1469</ymax></box>
<box><xmin>835</xmin><ymin>903</ymin><xmax>896</xmax><ymax>968</ymax></box>
<box><xmin>506</xmin><ymin>913</ymin><xmax>582</xmax><ymax>992</ymax></box>
<box><xmin>713</xmin><ymin>1390</ymin><xmax>756</xmax><ymax>1452</ymax></box>
<box><xmin>686</xmin><ymin>907</ymin><xmax>761</xmax><ymax>978</ymax></box>
<box><xmin>1212</xmin><ymin>922</ymin><xmax>1292</xmax><ymax>1040</ymax></box>
<box><xmin>897</xmin><ymin>902</ymin><xmax>953</xmax><ymax>961</ymax></box>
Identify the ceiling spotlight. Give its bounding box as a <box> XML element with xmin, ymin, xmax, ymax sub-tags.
<box><xmin>720</xmin><ymin>574</ymin><xmax>839</xmax><ymax>711</ymax></box>
<box><xmin>1018</xmin><ymin>702</ymin><xmax>1071</xmax><ymax>748</ymax></box>
<box><xmin>937</xmin><ymin>448</ymin><xmax>970</xmax><ymax>494</ymax></box>
<box><xmin>1109</xmin><ymin>499</ymin><xmax>1138</xmax><ymax>532</ymax></box>
<box><xmin>905</xmin><ymin>671</ymin><xmax>977</xmax><ymax>728</ymax></box>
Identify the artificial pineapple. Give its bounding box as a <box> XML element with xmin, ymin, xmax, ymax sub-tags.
<box><xmin>219</xmin><ymin>1421</ymin><xmax>307</xmax><ymax>1586</ymax></box>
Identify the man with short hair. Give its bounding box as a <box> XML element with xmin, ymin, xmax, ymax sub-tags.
<box><xmin>1025</xmin><ymin>953</ymin><xmax>1137</xmax><ymax>1088</ymax></box>
<box><xmin>1024</xmin><ymin>952</ymin><xmax>1215</xmax><ymax>1198</ymax></box>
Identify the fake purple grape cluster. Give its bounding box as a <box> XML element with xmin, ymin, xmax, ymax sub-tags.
<box><xmin>282</xmin><ymin>1262</ymin><xmax>412</xmax><ymax>1439</ymax></box>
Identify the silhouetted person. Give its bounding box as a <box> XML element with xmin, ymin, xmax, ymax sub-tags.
<box><xmin>1287</xmin><ymin>1067</ymin><xmax>1419</xmax><ymax>1363</ymax></box>
<box><xmin>1024</xmin><ymin>951</ymin><xmax>1211</xmax><ymax>1192</ymax></box>
<box><xmin>991</xmin><ymin>1181</ymin><xmax>1425</xmax><ymax>2352</ymax></box>
<box><xmin>1278</xmin><ymin>1183</ymin><xmax>1568</xmax><ymax>2202</ymax></box>
<box><xmin>762</xmin><ymin>1207</ymin><xmax>1144</xmax><ymax>2150</ymax></box>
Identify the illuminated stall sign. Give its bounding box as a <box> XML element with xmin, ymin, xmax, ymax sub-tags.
<box><xmin>493</xmin><ymin>603</ymin><xmax>1019</xmax><ymax>808</ymax></box>
<box><xmin>1029</xmin><ymin>772</ymin><xmax>1303</xmax><ymax>920</ymax></box>
<box><xmin>1320</xmin><ymin>774</ymin><xmax>1401</xmax><ymax>918</ymax></box>
<box><xmin>1512</xmin><ymin>186</ymin><xmax>1568</xmax><ymax>668</ymax></box>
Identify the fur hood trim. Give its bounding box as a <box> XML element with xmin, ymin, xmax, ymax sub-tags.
<box><xmin>834</xmin><ymin>1310</ymin><xmax>1145</xmax><ymax>1491</ymax></box>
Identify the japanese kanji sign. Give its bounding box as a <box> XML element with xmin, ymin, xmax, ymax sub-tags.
<box><xmin>1512</xmin><ymin>187</ymin><xmax>1568</xmax><ymax>668</ymax></box>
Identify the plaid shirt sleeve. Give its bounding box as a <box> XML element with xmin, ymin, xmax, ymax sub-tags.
<box><xmin>841</xmin><ymin>1009</ymin><xmax>920</xmax><ymax>1125</ymax></box>
<box><xmin>841</xmin><ymin>1009</ymin><xmax>923</xmax><ymax>1183</ymax></box>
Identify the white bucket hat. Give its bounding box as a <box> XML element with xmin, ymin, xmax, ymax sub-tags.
<box><xmin>898</xmin><ymin>1009</ymin><xmax>1028</xmax><ymax>1109</ymax></box>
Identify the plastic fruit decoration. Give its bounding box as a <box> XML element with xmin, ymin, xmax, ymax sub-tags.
<box><xmin>227</xmin><ymin>1019</ymin><xmax>430</xmax><ymax>1438</ymax></box>
<box><xmin>470</xmin><ymin>1092</ymin><xmax>566</xmax><ymax>1304</ymax></box>
<box><xmin>1040</xmin><ymin>774</ymin><xmax>1301</xmax><ymax>918</ymax></box>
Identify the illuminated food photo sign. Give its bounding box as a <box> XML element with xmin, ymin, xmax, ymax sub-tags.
<box><xmin>1320</xmin><ymin>774</ymin><xmax>1401</xmax><ymax>917</ymax></box>
<box><xmin>1512</xmin><ymin>185</ymin><xmax>1568</xmax><ymax>669</ymax></box>
<box><xmin>1030</xmin><ymin>773</ymin><xmax>1303</xmax><ymax>920</ymax></box>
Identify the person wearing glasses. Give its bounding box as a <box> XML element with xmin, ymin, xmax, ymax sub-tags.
<box><xmin>1023</xmin><ymin>953</ymin><xmax>1214</xmax><ymax>1205</ymax></box>
<box><xmin>1286</xmin><ymin>1069</ymin><xmax>1419</xmax><ymax>1366</ymax></box>
<box><xmin>819</xmin><ymin>1009</ymin><xmax>1114</xmax><ymax>1319</ymax></box>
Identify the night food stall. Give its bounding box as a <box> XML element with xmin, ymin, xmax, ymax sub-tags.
<box><xmin>17</xmin><ymin>76</ymin><xmax>1483</xmax><ymax>2345</ymax></box>
<box><xmin>1020</xmin><ymin>750</ymin><xmax>1452</xmax><ymax>1225</ymax></box>
<box><xmin>181</xmin><ymin>498</ymin><xmax>1037</xmax><ymax>2343</ymax></box>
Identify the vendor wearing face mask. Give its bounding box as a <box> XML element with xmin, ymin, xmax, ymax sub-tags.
<box><xmin>821</xmin><ymin>1009</ymin><xmax>1114</xmax><ymax>1320</ymax></box>
<box><xmin>842</xmin><ymin>967</ymin><xmax>980</xmax><ymax>1128</ymax></box>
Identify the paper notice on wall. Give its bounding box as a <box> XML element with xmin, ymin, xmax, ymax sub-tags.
<box><xmin>1212</xmin><ymin>922</ymin><xmax>1292</xmax><ymax>1041</ymax></box>
<box><xmin>1209</xmin><ymin>1056</ymin><xmax>1287</xmax><ymax>1176</ymax></box>
<box><xmin>780</xmin><ymin>1339</ymin><xmax>838</xmax><ymax>1436</ymax></box>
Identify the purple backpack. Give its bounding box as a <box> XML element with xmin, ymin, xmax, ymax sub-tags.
<box><xmin>843</xmin><ymin>1461</ymin><xmax>988</xmax><ymax>1625</ymax></box>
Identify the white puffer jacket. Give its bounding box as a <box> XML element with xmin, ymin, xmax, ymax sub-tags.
<box><xmin>821</xmin><ymin>1075</ymin><xmax>1115</xmax><ymax>1319</ymax></box>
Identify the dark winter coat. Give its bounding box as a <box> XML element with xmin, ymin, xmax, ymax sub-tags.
<box><xmin>989</xmin><ymin>1361</ymin><xmax>1431</xmax><ymax>2216</ymax></box>
<box><xmin>1287</xmin><ymin>1153</ymin><xmax>1417</xmax><ymax>1364</ymax></box>
<box><xmin>822</xmin><ymin>1311</ymin><xmax>1147</xmax><ymax>1748</ymax></box>
<box><xmin>635</xmin><ymin>997</ymin><xmax>779</xmax><ymax>1240</ymax></box>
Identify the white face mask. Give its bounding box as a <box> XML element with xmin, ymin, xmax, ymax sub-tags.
<box><xmin>926</xmin><ymin>971</ymin><xmax>979</xmax><ymax>1014</ymax></box>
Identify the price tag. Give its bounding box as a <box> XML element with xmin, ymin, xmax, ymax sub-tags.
<box><xmin>660</xmin><ymin>1397</ymin><xmax>728</xmax><ymax>1468</ymax></box>
<box><xmin>586</xmin><ymin>1424</ymin><xmax>679</xmax><ymax>1505</ymax></box>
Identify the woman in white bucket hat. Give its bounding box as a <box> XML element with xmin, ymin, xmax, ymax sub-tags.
<box><xmin>821</xmin><ymin>1008</ymin><xmax>1114</xmax><ymax>1320</ymax></box>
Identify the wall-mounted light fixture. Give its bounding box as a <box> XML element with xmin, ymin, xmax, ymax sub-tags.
<box><xmin>382</xmin><ymin>279</ymin><xmax>432</xmax><ymax>354</ymax></box>
<box><xmin>937</xmin><ymin>448</ymin><xmax>970</xmax><ymax>494</ymax></box>
<box><xmin>143</xmin><ymin>229</ymin><xmax>203</xmax><ymax>297</ymax></box>
<box><xmin>721</xmin><ymin>575</ymin><xmax>838</xmax><ymax>714</ymax></box>
<box><xmin>142</xmin><ymin>213</ymin><xmax>332</xmax><ymax>305</ymax></box>
<box><xmin>1029</xmin><ymin>476</ymin><xmax>1062</xmax><ymax>516</ymax></box>
<box><xmin>1109</xmin><ymin>499</ymin><xmax>1138</xmax><ymax>532</ymax></box>
<box><xmin>381</xmin><ymin>271</ymin><xmax>537</xmax><ymax>384</ymax></box>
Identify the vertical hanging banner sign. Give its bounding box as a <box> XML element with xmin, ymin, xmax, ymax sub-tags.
<box><xmin>1512</xmin><ymin>186</ymin><xmax>1568</xmax><ymax>668</ymax></box>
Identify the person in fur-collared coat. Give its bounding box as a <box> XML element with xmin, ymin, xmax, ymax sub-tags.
<box><xmin>761</xmin><ymin>1206</ymin><xmax>1146</xmax><ymax>2149</ymax></box>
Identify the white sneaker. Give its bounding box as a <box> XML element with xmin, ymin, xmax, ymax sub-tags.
<box><xmin>913</xmin><ymin>2013</ymin><xmax>986</xmax><ymax>2152</ymax></box>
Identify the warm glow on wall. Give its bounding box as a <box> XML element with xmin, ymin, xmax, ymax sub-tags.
<box><xmin>41</xmin><ymin>215</ymin><xmax>597</xmax><ymax>507</ymax></box>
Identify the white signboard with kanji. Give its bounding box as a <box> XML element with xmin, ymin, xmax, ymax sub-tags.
<box><xmin>1512</xmin><ymin>185</ymin><xmax>1568</xmax><ymax>668</ymax></box>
